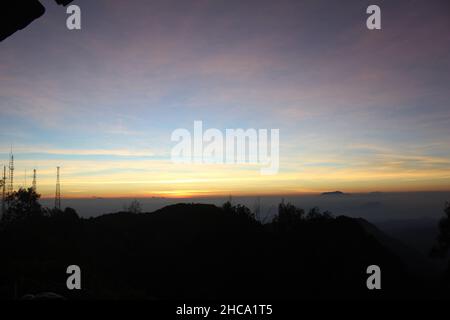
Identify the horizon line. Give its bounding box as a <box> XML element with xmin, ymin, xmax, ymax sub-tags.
<box><xmin>35</xmin><ymin>189</ymin><xmax>450</xmax><ymax>200</ymax></box>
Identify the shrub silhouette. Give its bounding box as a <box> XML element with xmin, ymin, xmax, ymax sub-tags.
<box><xmin>222</xmin><ymin>201</ymin><xmax>258</xmax><ymax>225</ymax></box>
<box><xmin>1</xmin><ymin>188</ymin><xmax>42</xmax><ymax>224</ymax></box>
<box><xmin>431</xmin><ymin>202</ymin><xmax>450</xmax><ymax>258</ymax></box>
<box><xmin>272</xmin><ymin>200</ymin><xmax>304</xmax><ymax>232</ymax></box>
<box><xmin>123</xmin><ymin>199</ymin><xmax>142</xmax><ymax>214</ymax></box>
<box><xmin>0</xmin><ymin>198</ymin><xmax>423</xmax><ymax>299</ymax></box>
<box><xmin>430</xmin><ymin>201</ymin><xmax>450</xmax><ymax>293</ymax></box>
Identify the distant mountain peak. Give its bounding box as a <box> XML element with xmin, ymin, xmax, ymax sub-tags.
<box><xmin>321</xmin><ymin>191</ymin><xmax>346</xmax><ymax>196</ymax></box>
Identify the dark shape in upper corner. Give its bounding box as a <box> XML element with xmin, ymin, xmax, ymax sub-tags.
<box><xmin>55</xmin><ymin>0</ymin><xmax>74</xmax><ymax>6</ymax></box>
<box><xmin>0</xmin><ymin>0</ymin><xmax>74</xmax><ymax>42</ymax></box>
<box><xmin>0</xmin><ymin>0</ymin><xmax>45</xmax><ymax>42</ymax></box>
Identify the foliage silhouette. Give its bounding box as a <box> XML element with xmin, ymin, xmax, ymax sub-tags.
<box><xmin>123</xmin><ymin>199</ymin><xmax>143</xmax><ymax>214</ymax></box>
<box><xmin>431</xmin><ymin>202</ymin><xmax>450</xmax><ymax>258</ymax></box>
<box><xmin>1</xmin><ymin>188</ymin><xmax>42</xmax><ymax>224</ymax></box>
<box><xmin>0</xmin><ymin>194</ymin><xmax>438</xmax><ymax>300</ymax></box>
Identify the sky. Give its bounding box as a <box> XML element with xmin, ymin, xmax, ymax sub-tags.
<box><xmin>1</xmin><ymin>0</ymin><xmax>450</xmax><ymax>198</ymax></box>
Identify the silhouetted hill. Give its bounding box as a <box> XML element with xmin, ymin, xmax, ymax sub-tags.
<box><xmin>0</xmin><ymin>203</ymin><xmax>428</xmax><ymax>299</ymax></box>
<box><xmin>321</xmin><ymin>191</ymin><xmax>346</xmax><ymax>196</ymax></box>
<box><xmin>357</xmin><ymin>218</ymin><xmax>442</xmax><ymax>291</ymax></box>
<box><xmin>378</xmin><ymin>218</ymin><xmax>440</xmax><ymax>255</ymax></box>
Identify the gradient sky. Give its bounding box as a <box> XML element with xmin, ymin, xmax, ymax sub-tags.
<box><xmin>1</xmin><ymin>0</ymin><xmax>450</xmax><ymax>198</ymax></box>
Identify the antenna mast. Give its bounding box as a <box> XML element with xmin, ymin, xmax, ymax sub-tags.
<box><xmin>8</xmin><ymin>148</ymin><xmax>14</xmax><ymax>195</ymax></box>
<box><xmin>32</xmin><ymin>169</ymin><xmax>37</xmax><ymax>192</ymax></box>
<box><xmin>1</xmin><ymin>166</ymin><xmax>5</xmax><ymax>218</ymax></box>
<box><xmin>55</xmin><ymin>167</ymin><xmax>61</xmax><ymax>210</ymax></box>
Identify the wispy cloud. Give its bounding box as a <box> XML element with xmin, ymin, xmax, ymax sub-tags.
<box><xmin>1</xmin><ymin>0</ymin><xmax>449</xmax><ymax>196</ymax></box>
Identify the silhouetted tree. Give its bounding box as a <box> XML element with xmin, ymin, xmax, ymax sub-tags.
<box><xmin>1</xmin><ymin>187</ymin><xmax>42</xmax><ymax>224</ymax></box>
<box><xmin>306</xmin><ymin>207</ymin><xmax>322</xmax><ymax>220</ymax></box>
<box><xmin>222</xmin><ymin>200</ymin><xmax>233</xmax><ymax>214</ymax></box>
<box><xmin>222</xmin><ymin>201</ymin><xmax>256</xmax><ymax>223</ymax></box>
<box><xmin>306</xmin><ymin>207</ymin><xmax>334</xmax><ymax>221</ymax></box>
<box><xmin>45</xmin><ymin>207</ymin><xmax>79</xmax><ymax>221</ymax></box>
<box><xmin>431</xmin><ymin>202</ymin><xmax>450</xmax><ymax>258</ymax></box>
<box><xmin>321</xmin><ymin>210</ymin><xmax>334</xmax><ymax>220</ymax></box>
<box><xmin>124</xmin><ymin>199</ymin><xmax>142</xmax><ymax>214</ymax></box>
<box><xmin>272</xmin><ymin>203</ymin><xmax>335</xmax><ymax>232</ymax></box>
<box><xmin>273</xmin><ymin>200</ymin><xmax>305</xmax><ymax>231</ymax></box>
<box><xmin>63</xmin><ymin>207</ymin><xmax>79</xmax><ymax>220</ymax></box>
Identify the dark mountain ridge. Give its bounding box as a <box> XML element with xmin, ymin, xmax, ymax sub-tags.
<box><xmin>0</xmin><ymin>203</ymin><xmax>437</xmax><ymax>299</ymax></box>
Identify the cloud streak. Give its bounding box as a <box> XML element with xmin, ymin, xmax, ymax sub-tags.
<box><xmin>1</xmin><ymin>0</ymin><xmax>449</xmax><ymax>196</ymax></box>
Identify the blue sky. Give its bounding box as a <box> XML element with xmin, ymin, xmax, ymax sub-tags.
<box><xmin>1</xmin><ymin>0</ymin><xmax>450</xmax><ymax>197</ymax></box>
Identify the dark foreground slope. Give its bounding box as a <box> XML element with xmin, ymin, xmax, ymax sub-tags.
<box><xmin>0</xmin><ymin>203</ymin><xmax>430</xmax><ymax>300</ymax></box>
